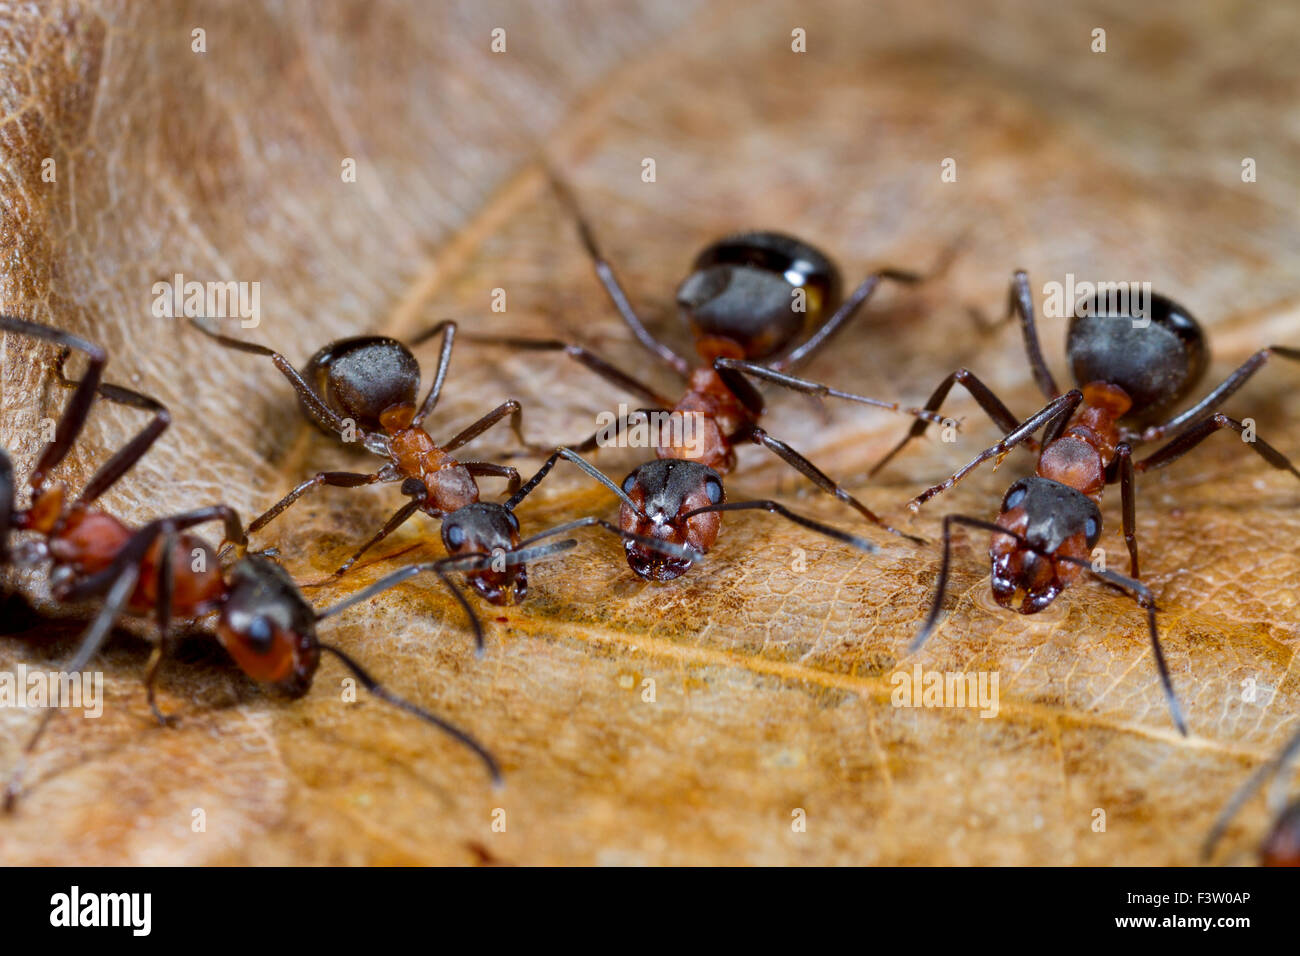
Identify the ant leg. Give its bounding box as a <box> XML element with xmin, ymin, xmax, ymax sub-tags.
<box><xmin>52</xmin><ymin>353</ymin><xmax>172</xmax><ymax>504</ymax></box>
<box><xmin>746</xmin><ymin>426</ymin><xmax>924</xmax><ymax>544</ymax></box>
<box><xmin>0</xmin><ymin>316</ymin><xmax>106</xmax><ymax>492</ymax></box>
<box><xmin>0</xmin><ymin>450</ymin><xmax>13</xmax><ymax>565</ymax></box>
<box><xmin>463</xmin><ymin>462</ymin><xmax>522</xmax><ymax>495</ymax></box>
<box><xmin>458</xmin><ymin>335</ymin><xmax>676</xmax><ymax>408</ymax></box>
<box><xmin>248</xmin><ymin>471</ymin><xmax>385</xmax><ymax>535</ymax></box>
<box><xmin>186</xmin><ymin>318</ymin><xmax>355</xmax><ymax>439</ymax></box>
<box><xmin>546</xmin><ymin>170</ymin><xmax>691</xmax><ymax>376</ymax></box>
<box><xmin>1002</xmin><ymin>271</ymin><xmax>1060</xmax><ymax>400</ymax></box>
<box><xmin>713</xmin><ymin>359</ymin><xmax>950</xmax><ymax>426</ymax></box>
<box><xmin>320</xmin><ymin>482</ymin><xmax>427</xmax><ymax>582</ymax></box>
<box><xmin>408</xmin><ymin>320</ymin><xmax>456</xmax><ymax>429</ymax></box>
<box><xmin>442</xmin><ymin>401</ymin><xmax>526</xmax><ymax>454</ymax></box>
<box><xmin>1138</xmin><ymin>346</ymin><xmax>1300</xmax><ymax>442</ymax></box>
<box><xmin>770</xmin><ymin>268</ymin><xmax>925</xmax><ymax>373</ymax></box>
<box><xmin>1134</xmin><ymin>413</ymin><xmax>1300</xmax><ymax>480</ymax></box>
<box><xmin>1202</xmin><ymin>728</ymin><xmax>1300</xmax><ymax>862</ymax></box>
<box><xmin>907</xmin><ymin>390</ymin><xmax>1083</xmax><ymax>511</ymax></box>
<box><xmin>679</xmin><ymin>499</ymin><xmax>878</xmax><ymax>555</ymax></box>
<box><xmin>865</xmin><ymin>369</ymin><xmax>1029</xmax><ymax>478</ymax></box>
<box><xmin>506</xmin><ymin>446</ymin><xmax>642</xmax><ymax>513</ymax></box>
<box><xmin>145</xmin><ymin>527</ymin><xmax>178</xmax><ymax>726</ymax></box>
<box><xmin>1113</xmin><ymin>443</ymin><xmax>1140</xmax><ymax>578</ymax></box>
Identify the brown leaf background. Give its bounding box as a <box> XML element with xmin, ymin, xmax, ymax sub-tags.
<box><xmin>1</xmin><ymin>0</ymin><xmax>1299</xmax><ymax>865</ymax></box>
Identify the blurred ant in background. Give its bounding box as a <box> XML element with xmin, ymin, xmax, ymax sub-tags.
<box><xmin>1203</xmin><ymin>727</ymin><xmax>1300</xmax><ymax>866</ymax></box>
<box><xmin>860</xmin><ymin>273</ymin><xmax>1300</xmax><ymax>733</ymax></box>
<box><xmin>464</xmin><ymin>174</ymin><xmax>952</xmax><ymax>579</ymax></box>
<box><xmin>0</xmin><ymin>316</ymin><xmax>504</xmax><ymax>808</ymax></box>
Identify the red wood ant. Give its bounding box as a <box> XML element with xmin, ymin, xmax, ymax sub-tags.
<box><xmin>862</xmin><ymin>272</ymin><xmax>1300</xmax><ymax>733</ymax></box>
<box><xmin>187</xmin><ymin>318</ymin><xmax>702</xmax><ymax>641</ymax></box>
<box><xmin>462</xmin><ymin>176</ymin><xmax>951</xmax><ymax>579</ymax></box>
<box><xmin>1203</xmin><ymin>728</ymin><xmax>1300</xmax><ymax>866</ymax></box>
<box><xmin>0</xmin><ymin>316</ymin><xmax>505</xmax><ymax>808</ymax></box>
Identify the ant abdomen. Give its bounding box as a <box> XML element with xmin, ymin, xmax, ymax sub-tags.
<box><xmin>302</xmin><ymin>336</ymin><xmax>422</xmax><ymax>434</ymax></box>
<box><xmin>676</xmin><ymin>232</ymin><xmax>841</xmax><ymax>360</ymax></box>
<box><xmin>1066</xmin><ymin>292</ymin><xmax>1208</xmax><ymax>421</ymax></box>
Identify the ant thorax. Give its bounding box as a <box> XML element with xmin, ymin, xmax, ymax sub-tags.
<box><xmin>386</xmin><ymin>424</ymin><xmax>478</xmax><ymax>514</ymax></box>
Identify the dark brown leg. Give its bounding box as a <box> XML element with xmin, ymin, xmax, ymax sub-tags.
<box><xmin>145</xmin><ymin>527</ymin><xmax>178</xmax><ymax>726</ymax></box>
<box><xmin>463</xmin><ymin>461</ymin><xmax>522</xmax><ymax>495</ymax></box>
<box><xmin>442</xmin><ymin>401</ymin><xmax>526</xmax><ymax>454</ymax></box>
<box><xmin>547</xmin><ymin>170</ymin><xmax>691</xmax><ymax>376</ymax></box>
<box><xmin>907</xmin><ymin>390</ymin><xmax>1083</xmax><ymax>511</ymax></box>
<box><xmin>248</xmin><ymin>471</ymin><xmax>386</xmax><ymax>535</ymax></box>
<box><xmin>0</xmin><ymin>316</ymin><xmax>107</xmax><ymax>492</ymax></box>
<box><xmin>321</xmin><ymin>490</ymin><xmax>426</xmax><ymax>581</ymax></box>
<box><xmin>409</xmin><ymin>320</ymin><xmax>457</xmax><ymax>429</ymax></box>
<box><xmin>459</xmin><ymin>334</ymin><xmax>676</xmax><ymax>407</ymax></box>
<box><xmin>187</xmin><ymin>318</ymin><xmax>355</xmax><ymax>439</ymax></box>
<box><xmin>747</xmin><ymin>426</ymin><xmax>924</xmax><ymax>544</ymax></box>
<box><xmin>1135</xmin><ymin>413</ymin><xmax>1300</xmax><ymax>479</ymax></box>
<box><xmin>1114</xmin><ymin>443</ymin><xmax>1140</xmax><ymax>578</ymax></box>
<box><xmin>867</xmin><ymin>368</ymin><xmax>1031</xmax><ymax>478</ymax></box>
<box><xmin>0</xmin><ymin>451</ymin><xmax>14</xmax><ymax>565</ymax></box>
<box><xmin>770</xmin><ymin>268</ymin><xmax>924</xmax><ymax>373</ymax></box>
<box><xmin>53</xmin><ymin>351</ymin><xmax>172</xmax><ymax>504</ymax></box>
<box><xmin>1138</xmin><ymin>346</ymin><xmax>1300</xmax><ymax>442</ymax></box>
<box><xmin>1003</xmin><ymin>271</ymin><xmax>1061</xmax><ymax>400</ymax></box>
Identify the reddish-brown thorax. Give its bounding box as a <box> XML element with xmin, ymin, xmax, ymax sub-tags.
<box><xmin>1036</xmin><ymin>381</ymin><xmax>1131</xmax><ymax>497</ymax></box>
<box><xmin>379</xmin><ymin>402</ymin><xmax>478</xmax><ymax>515</ymax></box>
<box><xmin>655</xmin><ymin>338</ymin><xmax>757</xmax><ymax>474</ymax></box>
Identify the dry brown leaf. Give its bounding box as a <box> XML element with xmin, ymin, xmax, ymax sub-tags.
<box><xmin>1</xmin><ymin>0</ymin><xmax>1299</xmax><ymax>865</ymax></box>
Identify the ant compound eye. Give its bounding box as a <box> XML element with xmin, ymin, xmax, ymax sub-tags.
<box><xmin>445</xmin><ymin>524</ymin><xmax>466</xmax><ymax>548</ymax></box>
<box><xmin>622</xmin><ymin>473</ymin><xmax>638</xmax><ymax>494</ymax></box>
<box><xmin>704</xmin><ymin>475</ymin><xmax>723</xmax><ymax>504</ymax></box>
<box><xmin>245</xmin><ymin>614</ymin><xmax>275</xmax><ymax>654</ymax></box>
<box><xmin>506</xmin><ymin>511</ymin><xmax>520</xmax><ymax>531</ymax></box>
<box><xmin>1003</xmin><ymin>484</ymin><xmax>1027</xmax><ymax>511</ymax></box>
<box><xmin>1084</xmin><ymin>516</ymin><xmax>1101</xmax><ymax>546</ymax></box>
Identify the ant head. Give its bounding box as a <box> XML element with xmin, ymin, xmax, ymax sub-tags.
<box><xmin>618</xmin><ymin>459</ymin><xmax>721</xmax><ymax>581</ymax></box>
<box><xmin>990</xmin><ymin>477</ymin><xmax>1101</xmax><ymax>615</ymax></box>
<box><xmin>1067</xmin><ymin>292</ymin><xmax>1207</xmax><ymax>422</ymax></box>
<box><xmin>1260</xmin><ymin>801</ymin><xmax>1300</xmax><ymax>867</ymax></box>
<box><xmin>442</xmin><ymin>503</ymin><xmax>525</xmax><ymax>605</ymax></box>
<box><xmin>302</xmin><ymin>336</ymin><xmax>421</xmax><ymax>434</ymax></box>
<box><xmin>215</xmin><ymin>554</ymin><xmax>320</xmax><ymax>696</ymax></box>
<box><xmin>676</xmin><ymin>232</ymin><xmax>840</xmax><ymax>361</ymax></box>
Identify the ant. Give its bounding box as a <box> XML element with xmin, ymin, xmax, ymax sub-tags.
<box><xmin>857</xmin><ymin>272</ymin><xmax>1300</xmax><ymax>733</ymax></box>
<box><xmin>0</xmin><ymin>316</ymin><xmax>506</xmax><ymax>808</ymax></box>
<box><xmin>187</xmin><ymin>317</ymin><xmax>702</xmax><ymax>642</ymax></box>
<box><xmin>462</xmin><ymin>175</ymin><xmax>953</xmax><ymax>579</ymax></box>
<box><xmin>1202</xmin><ymin>727</ymin><xmax>1300</xmax><ymax>866</ymax></box>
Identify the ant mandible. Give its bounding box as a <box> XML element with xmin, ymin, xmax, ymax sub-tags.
<box><xmin>1202</xmin><ymin>727</ymin><xmax>1300</xmax><ymax>866</ymax></box>
<box><xmin>188</xmin><ymin>318</ymin><xmax>701</xmax><ymax>642</ymax></box>
<box><xmin>0</xmin><ymin>316</ymin><xmax>502</xmax><ymax>808</ymax></box>
<box><xmin>862</xmin><ymin>272</ymin><xmax>1300</xmax><ymax>733</ymax></box>
<box><xmin>463</xmin><ymin>174</ymin><xmax>952</xmax><ymax>579</ymax></box>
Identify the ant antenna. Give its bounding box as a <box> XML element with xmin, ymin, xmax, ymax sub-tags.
<box><xmin>316</xmin><ymin>643</ymin><xmax>503</xmax><ymax>787</ymax></box>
